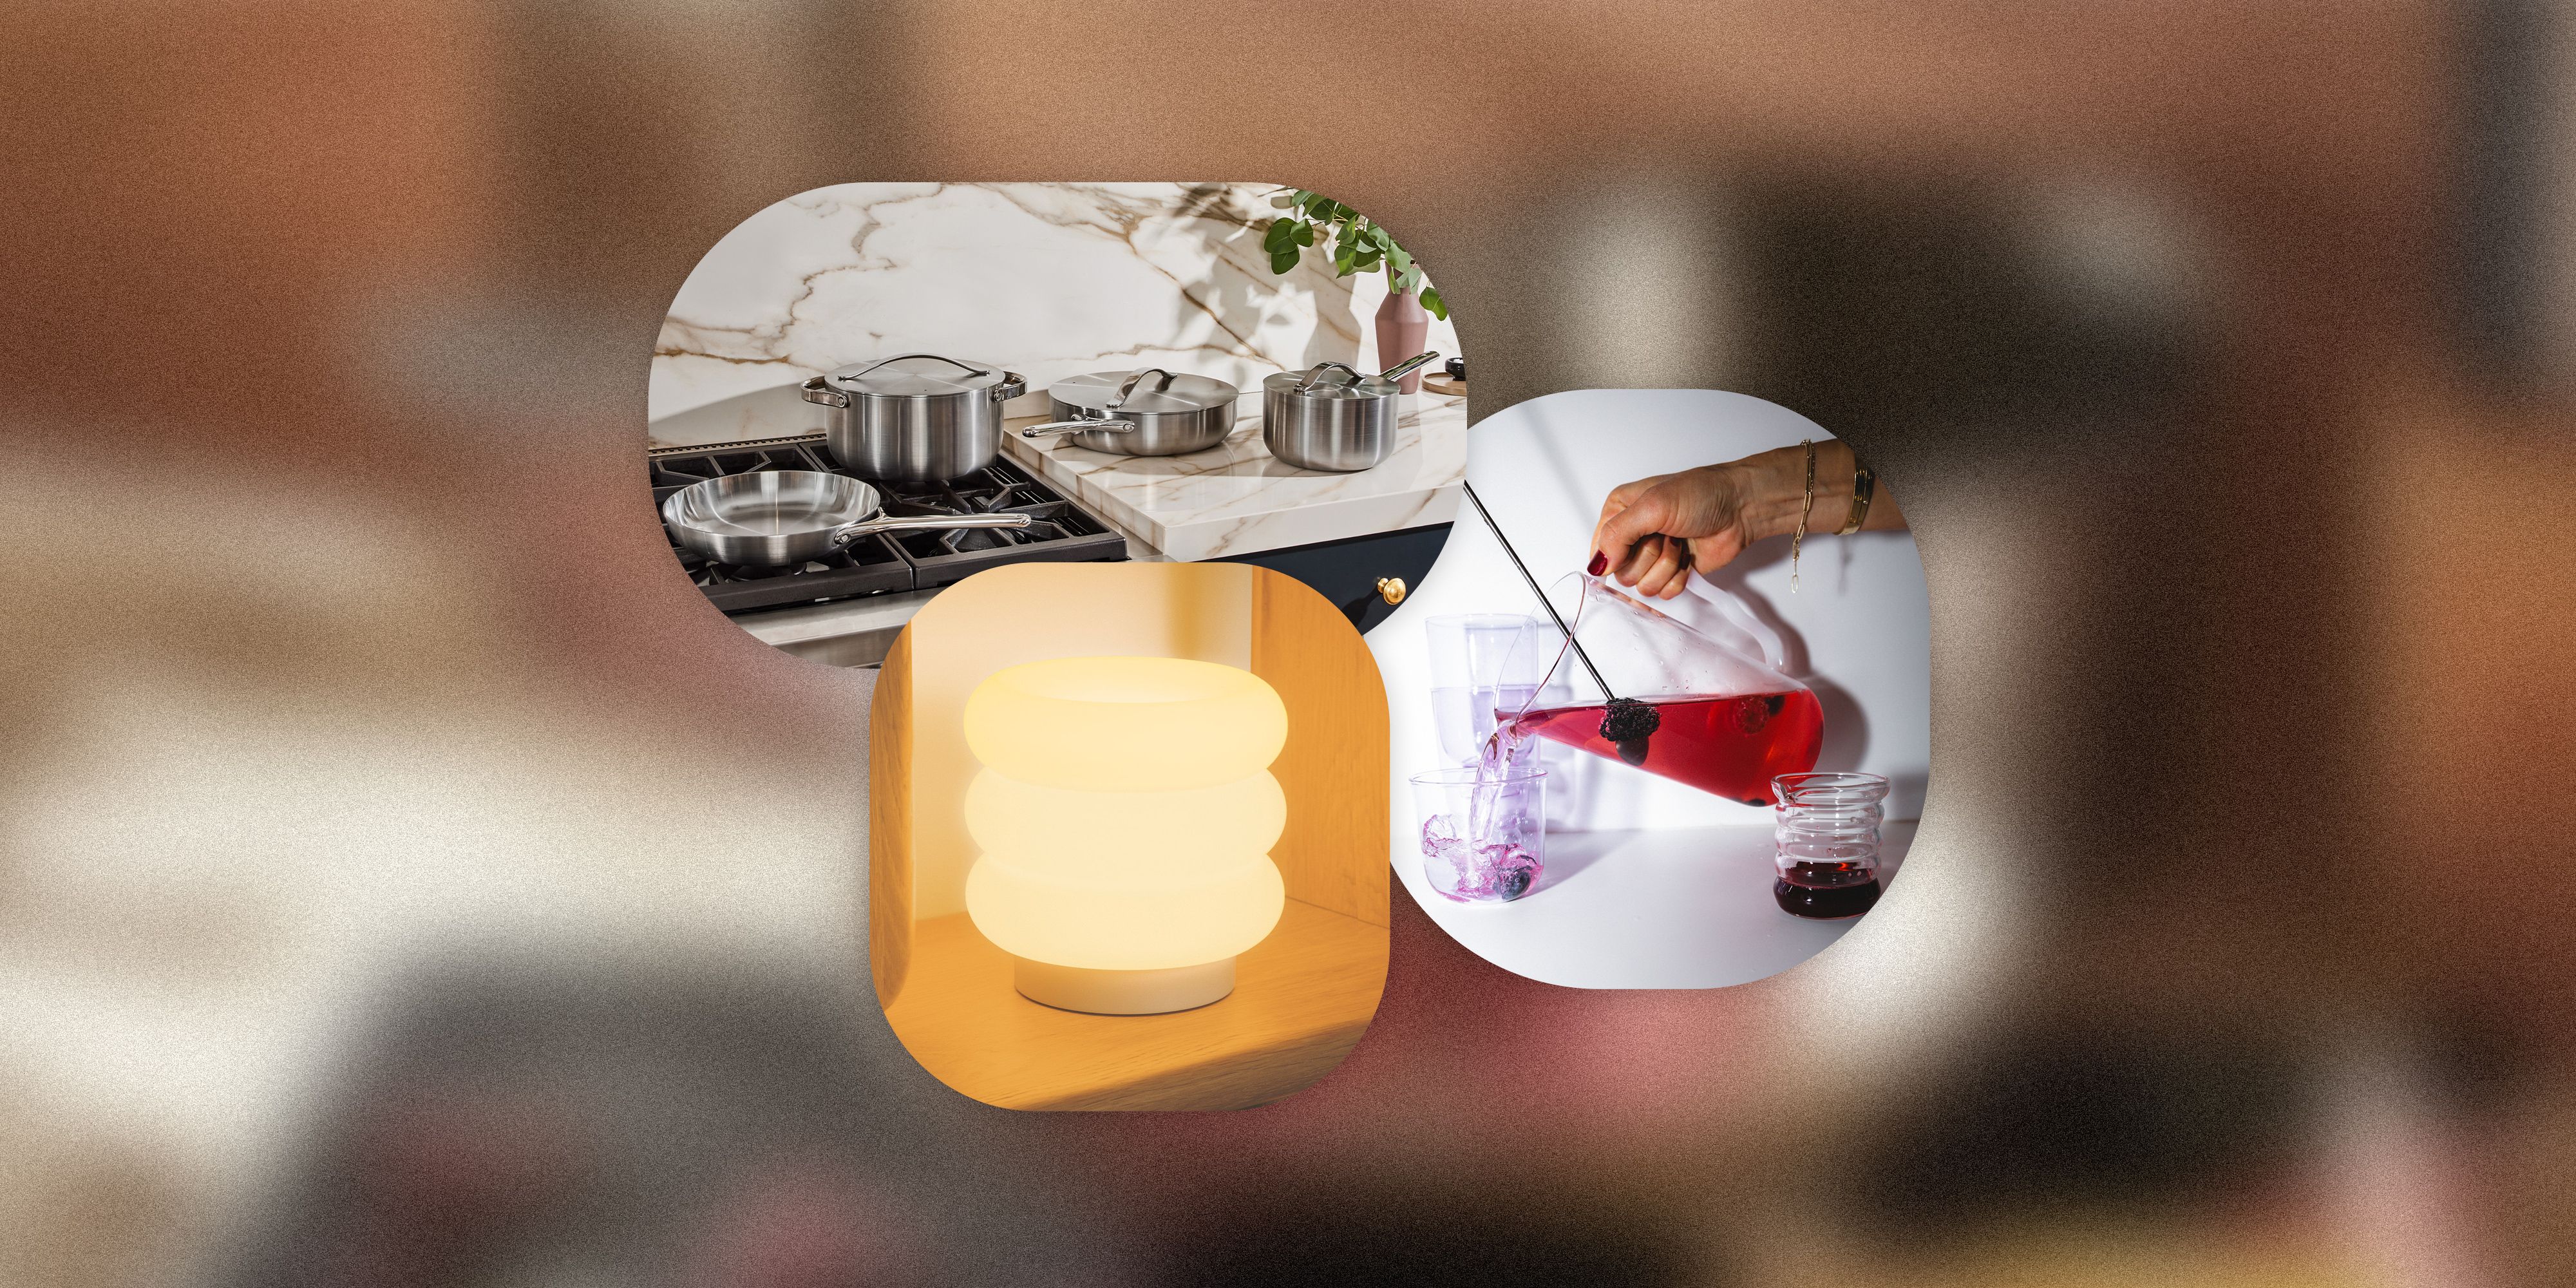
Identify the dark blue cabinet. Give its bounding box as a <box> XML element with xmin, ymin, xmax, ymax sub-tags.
<box><xmin>1217</xmin><ymin>524</ymin><xmax>1454</xmax><ymax>632</ymax></box>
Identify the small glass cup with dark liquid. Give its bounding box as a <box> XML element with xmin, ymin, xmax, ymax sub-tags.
<box><xmin>1771</xmin><ymin>772</ymin><xmax>1888</xmax><ymax>919</ymax></box>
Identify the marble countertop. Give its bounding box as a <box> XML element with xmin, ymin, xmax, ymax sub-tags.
<box><xmin>998</xmin><ymin>388</ymin><xmax>1464</xmax><ymax>562</ymax></box>
<box><xmin>648</xmin><ymin>381</ymin><xmax>1467</xmax><ymax>561</ymax></box>
<box><xmin>645</xmin><ymin>381</ymin><xmax>820</xmax><ymax>452</ymax></box>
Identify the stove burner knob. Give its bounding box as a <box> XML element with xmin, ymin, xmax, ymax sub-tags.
<box><xmin>1376</xmin><ymin>576</ymin><xmax>1407</xmax><ymax>605</ymax></box>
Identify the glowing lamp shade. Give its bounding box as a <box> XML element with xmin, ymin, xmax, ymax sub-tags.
<box><xmin>962</xmin><ymin>656</ymin><xmax>1291</xmax><ymax>1014</ymax></box>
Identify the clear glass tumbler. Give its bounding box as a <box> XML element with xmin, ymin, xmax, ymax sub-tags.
<box><xmin>1410</xmin><ymin>766</ymin><xmax>1547</xmax><ymax>902</ymax></box>
<box><xmin>1425</xmin><ymin>614</ymin><xmax>1557</xmax><ymax>768</ymax></box>
<box><xmin>1772</xmin><ymin>771</ymin><xmax>1889</xmax><ymax>920</ymax></box>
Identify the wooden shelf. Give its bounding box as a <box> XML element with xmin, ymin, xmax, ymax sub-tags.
<box><xmin>882</xmin><ymin>900</ymin><xmax>1387</xmax><ymax>1111</ymax></box>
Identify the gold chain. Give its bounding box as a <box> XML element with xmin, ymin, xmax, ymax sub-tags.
<box><xmin>1790</xmin><ymin>438</ymin><xmax>1815</xmax><ymax>594</ymax></box>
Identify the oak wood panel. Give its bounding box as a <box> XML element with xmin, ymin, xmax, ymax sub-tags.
<box><xmin>882</xmin><ymin>900</ymin><xmax>1384</xmax><ymax>1111</ymax></box>
<box><xmin>870</xmin><ymin>631</ymin><xmax>913</xmax><ymax>1009</ymax></box>
<box><xmin>1249</xmin><ymin>569</ymin><xmax>1392</xmax><ymax>928</ymax></box>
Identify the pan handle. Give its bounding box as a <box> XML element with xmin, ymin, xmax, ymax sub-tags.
<box><xmin>1020</xmin><ymin>419</ymin><xmax>1137</xmax><ymax>439</ymax></box>
<box><xmin>828</xmin><ymin>511</ymin><xmax>1034</xmax><ymax>545</ymax></box>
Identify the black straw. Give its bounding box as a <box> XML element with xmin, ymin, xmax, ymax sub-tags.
<box><xmin>1459</xmin><ymin>482</ymin><xmax>1614</xmax><ymax>697</ymax></box>
<box><xmin>1458</xmin><ymin>483</ymin><xmax>1661</xmax><ymax>763</ymax></box>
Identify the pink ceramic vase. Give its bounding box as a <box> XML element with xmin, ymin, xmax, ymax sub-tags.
<box><xmin>1374</xmin><ymin>287</ymin><xmax>1432</xmax><ymax>393</ymax></box>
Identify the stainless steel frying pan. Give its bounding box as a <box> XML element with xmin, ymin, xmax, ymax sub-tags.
<box><xmin>661</xmin><ymin>469</ymin><xmax>1030</xmax><ymax>566</ymax></box>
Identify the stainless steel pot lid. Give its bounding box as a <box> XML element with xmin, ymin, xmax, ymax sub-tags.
<box><xmin>1262</xmin><ymin>362</ymin><xmax>1398</xmax><ymax>400</ymax></box>
<box><xmin>1052</xmin><ymin>368</ymin><xmax>1240</xmax><ymax>414</ymax></box>
<box><xmin>819</xmin><ymin>353</ymin><xmax>1013</xmax><ymax>397</ymax></box>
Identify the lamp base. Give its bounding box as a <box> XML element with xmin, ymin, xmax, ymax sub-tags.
<box><xmin>1012</xmin><ymin>956</ymin><xmax>1236</xmax><ymax>1015</ymax></box>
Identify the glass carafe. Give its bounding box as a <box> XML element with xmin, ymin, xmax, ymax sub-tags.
<box><xmin>1494</xmin><ymin>575</ymin><xmax>1823</xmax><ymax>806</ymax></box>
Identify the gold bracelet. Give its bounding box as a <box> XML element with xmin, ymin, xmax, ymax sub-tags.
<box><xmin>1836</xmin><ymin>464</ymin><xmax>1877</xmax><ymax>536</ymax></box>
<box><xmin>1790</xmin><ymin>438</ymin><xmax>1814</xmax><ymax>594</ymax></box>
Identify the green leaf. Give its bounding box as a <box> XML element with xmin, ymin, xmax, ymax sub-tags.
<box><xmin>1263</xmin><ymin>219</ymin><xmax>1294</xmax><ymax>252</ymax></box>
<box><xmin>1294</xmin><ymin>220</ymin><xmax>1316</xmax><ymax>247</ymax></box>
<box><xmin>1388</xmin><ymin>245</ymin><xmax>1411</xmax><ymax>276</ymax></box>
<box><xmin>1420</xmin><ymin>285</ymin><xmax>1446</xmax><ymax>319</ymax></box>
<box><xmin>1396</xmin><ymin>264</ymin><xmax>1421</xmax><ymax>295</ymax></box>
<box><xmin>1271</xmin><ymin>247</ymin><xmax>1302</xmax><ymax>275</ymax></box>
<box><xmin>1333</xmin><ymin>240</ymin><xmax>1356</xmax><ymax>274</ymax></box>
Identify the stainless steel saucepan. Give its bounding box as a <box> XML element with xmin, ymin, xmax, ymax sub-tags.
<box><xmin>661</xmin><ymin>469</ymin><xmax>1030</xmax><ymax>566</ymax></box>
<box><xmin>1261</xmin><ymin>351</ymin><xmax>1440</xmax><ymax>473</ymax></box>
<box><xmin>1019</xmin><ymin>368</ymin><xmax>1242</xmax><ymax>457</ymax></box>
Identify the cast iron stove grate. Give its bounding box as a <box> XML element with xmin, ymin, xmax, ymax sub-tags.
<box><xmin>649</xmin><ymin>434</ymin><xmax>1128</xmax><ymax>613</ymax></box>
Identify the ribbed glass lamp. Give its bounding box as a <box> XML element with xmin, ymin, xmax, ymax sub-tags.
<box><xmin>962</xmin><ymin>655</ymin><xmax>1290</xmax><ymax>1014</ymax></box>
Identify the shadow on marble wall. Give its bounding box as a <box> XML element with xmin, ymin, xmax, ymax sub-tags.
<box><xmin>647</xmin><ymin>181</ymin><xmax>1458</xmax><ymax>422</ymax></box>
<box><xmin>1156</xmin><ymin>181</ymin><xmax>1368</xmax><ymax>376</ymax></box>
<box><xmin>1167</xmin><ymin>182</ymin><xmax>1356</xmax><ymax>375</ymax></box>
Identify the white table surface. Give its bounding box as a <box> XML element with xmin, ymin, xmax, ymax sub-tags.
<box><xmin>1398</xmin><ymin>822</ymin><xmax>1915</xmax><ymax>989</ymax></box>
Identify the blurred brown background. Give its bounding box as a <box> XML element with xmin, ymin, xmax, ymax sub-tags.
<box><xmin>6</xmin><ymin>1</ymin><xmax>2575</xmax><ymax>1284</ymax></box>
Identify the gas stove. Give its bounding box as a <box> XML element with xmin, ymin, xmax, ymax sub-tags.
<box><xmin>649</xmin><ymin>433</ymin><xmax>1129</xmax><ymax>616</ymax></box>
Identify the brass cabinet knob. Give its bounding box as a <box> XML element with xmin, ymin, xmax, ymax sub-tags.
<box><xmin>1376</xmin><ymin>576</ymin><xmax>1408</xmax><ymax>605</ymax></box>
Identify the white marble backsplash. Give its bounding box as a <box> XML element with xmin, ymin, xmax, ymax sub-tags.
<box><xmin>650</xmin><ymin>182</ymin><xmax>1466</xmax><ymax>422</ymax></box>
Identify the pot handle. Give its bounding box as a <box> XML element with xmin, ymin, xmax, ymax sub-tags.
<box><xmin>808</xmin><ymin>354</ymin><xmax>993</xmax><ymax>406</ymax></box>
<box><xmin>1294</xmin><ymin>361</ymin><xmax>1362</xmax><ymax>392</ymax></box>
<box><xmin>990</xmin><ymin>372</ymin><xmax>1028</xmax><ymax>402</ymax></box>
<box><xmin>800</xmin><ymin>375</ymin><xmax>849</xmax><ymax>409</ymax></box>
<box><xmin>1109</xmin><ymin>367</ymin><xmax>1176</xmax><ymax>410</ymax></box>
<box><xmin>1021</xmin><ymin>419</ymin><xmax>1137</xmax><ymax>439</ymax></box>
<box><xmin>1377</xmin><ymin>350</ymin><xmax>1441</xmax><ymax>383</ymax></box>
<box><xmin>844</xmin><ymin>352</ymin><xmax>992</xmax><ymax>380</ymax></box>
<box><xmin>829</xmin><ymin>511</ymin><xmax>1034</xmax><ymax>545</ymax></box>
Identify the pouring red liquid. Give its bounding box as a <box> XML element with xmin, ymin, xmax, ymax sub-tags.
<box><xmin>1504</xmin><ymin>690</ymin><xmax>1824</xmax><ymax>806</ymax></box>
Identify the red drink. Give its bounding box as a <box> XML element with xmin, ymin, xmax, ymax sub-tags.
<box><xmin>1774</xmin><ymin>862</ymin><xmax>1882</xmax><ymax>918</ymax></box>
<box><xmin>1503</xmin><ymin>690</ymin><xmax>1824</xmax><ymax>806</ymax></box>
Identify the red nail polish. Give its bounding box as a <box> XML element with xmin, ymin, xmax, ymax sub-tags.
<box><xmin>1586</xmin><ymin>551</ymin><xmax>1608</xmax><ymax>576</ymax></box>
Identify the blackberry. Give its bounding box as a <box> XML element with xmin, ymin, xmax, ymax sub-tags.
<box><xmin>1598</xmin><ymin>697</ymin><xmax>1660</xmax><ymax>766</ymax></box>
<box><xmin>1598</xmin><ymin>697</ymin><xmax>1659</xmax><ymax>740</ymax></box>
<box><xmin>1735</xmin><ymin>694</ymin><xmax>1773</xmax><ymax>734</ymax></box>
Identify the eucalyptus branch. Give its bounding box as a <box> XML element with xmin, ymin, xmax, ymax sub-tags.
<box><xmin>1258</xmin><ymin>188</ymin><xmax>1448</xmax><ymax>321</ymax></box>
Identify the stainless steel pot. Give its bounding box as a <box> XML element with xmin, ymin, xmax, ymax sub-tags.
<box><xmin>1020</xmin><ymin>368</ymin><xmax>1241</xmax><ymax>457</ymax></box>
<box><xmin>661</xmin><ymin>469</ymin><xmax>1029</xmax><ymax>566</ymax></box>
<box><xmin>800</xmin><ymin>353</ymin><xmax>1027</xmax><ymax>482</ymax></box>
<box><xmin>1260</xmin><ymin>352</ymin><xmax>1440</xmax><ymax>473</ymax></box>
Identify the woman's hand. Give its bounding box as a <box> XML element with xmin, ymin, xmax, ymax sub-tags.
<box><xmin>1588</xmin><ymin>466</ymin><xmax>1764</xmax><ymax>600</ymax></box>
<box><xmin>1587</xmin><ymin>440</ymin><xmax>1903</xmax><ymax>598</ymax></box>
